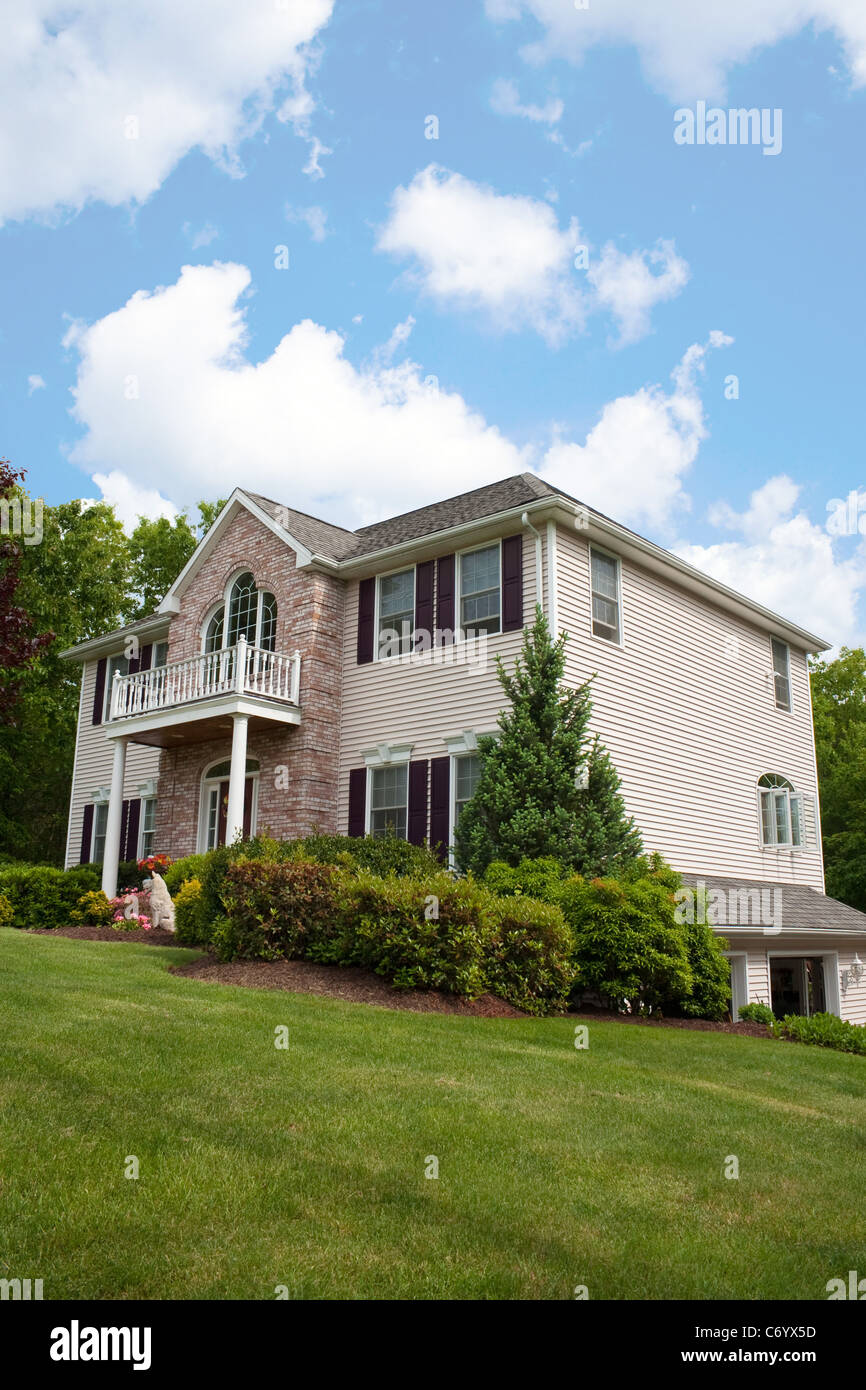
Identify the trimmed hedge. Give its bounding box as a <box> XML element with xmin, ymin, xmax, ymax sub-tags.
<box><xmin>485</xmin><ymin>893</ymin><xmax>575</xmax><ymax>1015</ymax></box>
<box><xmin>215</xmin><ymin>860</ymin><xmax>341</xmax><ymax>962</ymax></box>
<box><xmin>173</xmin><ymin>878</ymin><xmax>212</xmax><ymax>946</ymax></box>
<box><xmin>0</xmin><ymin>863</ymin><xmax>101</xmax><ymax>930</ymax></box>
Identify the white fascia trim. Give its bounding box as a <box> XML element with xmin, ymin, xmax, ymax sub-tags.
<box><xmin>103</xmin><ymin>693</ymin><xmax>302</xmax><ymax>741</ymax></box>
<box><xmin>158</xmin><ymin>490</ymin><xmax>314</xmax><ymax>612</ymax></box>
<box><xmin>710</xmin><ymin>925</ymin><xmax>866</xmax><ymax>938</ymax></box>
<box><xmin>361</xmin><ymin>741</ymin><xmax>414</xmax><ymax>768</ymax></box>
<box><xmin>59</xmin><ymin>614</ymin><xmax>172</xmax><ymax>663</ymax></box>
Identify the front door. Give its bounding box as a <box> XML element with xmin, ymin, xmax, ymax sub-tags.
<box><xmin>215</xmin><ymin>776</ymin><xmax>254</xmax><ymax>847</ymax></box>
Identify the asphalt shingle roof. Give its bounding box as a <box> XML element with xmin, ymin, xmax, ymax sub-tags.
<box><xmin>680</xmin><ymin>873</ymin><xmax>866</xmax><ymax>933</ymax></box>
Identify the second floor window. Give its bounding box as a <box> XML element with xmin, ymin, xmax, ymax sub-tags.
<box><xmin>771</xmin><ymin>638</ymin><xmax>791</xmax><ymax>711</ymax></box>
<box><xmin>590</xmin><ymin>548</ymin><xmax>621</xmax><ymax>643</ymax></box>
<box><xmin>759</xmin><ymin>773</ymin><xmax>802</xmax><ymax>848</ymax></box>
<box><xmin>460</xmin><ymin>544</ymin><xmax>501</xmax><ymax>636</ymax></box>
<box><xmin>203</xmin><ymin>573</ymin><xmax>278</xmax><ymax>655</ymax></box>
<box><xmin>378</xmin><ymin>568</ymin><xmax>415</xmax><ymax>657</ymax></box>
<box><xmin>105</xmin><ymin>654</ymin><xmax>129</xmax><ymax>719</ymax></box>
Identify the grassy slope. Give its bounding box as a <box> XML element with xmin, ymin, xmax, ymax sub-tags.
<box><xmin>1</xmin><ymin>928</ymin><xmax>864</xmax><ymax>1301</ymax></box>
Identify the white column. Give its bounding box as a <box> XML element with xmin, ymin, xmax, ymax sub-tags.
<box><xmin>101</xmin><ymin>737</ymin><xmax>128</xmax><ymax>899</ymax></box>
<box><xmin>225</xmin><ymin>713</ymin><xmax>249</xmax><ymax>846</ymax></box>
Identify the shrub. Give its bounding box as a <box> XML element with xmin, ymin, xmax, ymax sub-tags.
<box><xmin>217</xmin><ymin>858</ymin><xmax>340</xmax><ymax>961</ymax></box>
<box><xmin>485</xmin><ymin>893</ymin><xmax>575</xmax><ymax>1015</ymax></box>
<box><xmin>348</xmin><ymin>869</ymin><xmax>491</xmax><ymax>996</ymax></box>
<box><xmin>117</xmin><ymin>859</ymin><xmax>146</xmax><ymax>890</ymax></box>
<box><xmin>301</xmin><ymin>832</ymin><xmax>442</xmax><ymax>878</ymax></box>
<box><xmin>0</xmin><ymin>893</ymin><xmax>13</xmax><ymax>928</ymax></box>
<box><xmin>164</xmin><ymin>854</ymin><xmax>211</xmax><ymax>897</ymax></box>
<box><xmin>665</xmin><ymin>918</ymin><xmax>731</xmax><ymax>1020</ymax></box>
<box><xmin>173</xmin><ymin>878</ymin><xmax>213</xmax><ymax>946</ymax></box>
<box><xmin>560</xmin><ymin>874</ymin><xmax>692</xmax><ymax>1014</ymax></box>
<box><xmin>0</xmin><ymin>863</ymin><xmax>101</xmax><ymax>930</ymax></box>
<box><xmin>70</xmin><ymin>890</ymin><xmax>114</xmax><ymax>926</ymax></box>
<box><xmin>738</xmin><ymin>1002</ymin><xmax>775</xmax><ymax>1026</ymax></box>
<box><xmin>776</xmin><ymin>1012</ymin><xmax>866</xmax><ymax>1055</ymax></box>
<box><xmin>483</xmin><ymin>856</ymin><xmax>569</xmax><ymax>902</ymax></box>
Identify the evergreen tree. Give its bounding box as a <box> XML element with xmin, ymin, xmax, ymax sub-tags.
<box><xmin>455</xmin><ymin>606</ymin><xmax>642</xmax><ymax>877</ymax></box>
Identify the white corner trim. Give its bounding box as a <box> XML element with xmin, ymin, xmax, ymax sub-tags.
<box><xmin>361</xmin><ymin>741</ymin><xmax>414</xmax><ymax>768</ymax></box>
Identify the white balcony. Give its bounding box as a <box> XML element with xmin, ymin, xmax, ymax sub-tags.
<box><xmin>109</xmin><ymin>637</ymin><xmax>301</xmax><ymax>721</ymax></box>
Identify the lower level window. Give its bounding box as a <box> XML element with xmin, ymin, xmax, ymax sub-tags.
<box><xmin>92</xmin><ymin>803</ymin><xmax>108</xmax><ymax>863</ymax></box>
<box><xmin>454</xmin><ymin>753</ymin><xmax>481</xmax><ymax>824</ymax></box>
<box><xmin>370</xmin><ymin>764</ymin><xmax>408</xmax><ymax>839</ymax></box>
<box><xmin>139</xmin><ymin>798</ymin><xmax>157</xmax><ymax>858</ymax></box>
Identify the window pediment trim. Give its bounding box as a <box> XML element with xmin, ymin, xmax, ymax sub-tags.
<box><xmin>362</xmin><ymin>741</ymin><xmax>414</xmax><ymax>768</ymax></box>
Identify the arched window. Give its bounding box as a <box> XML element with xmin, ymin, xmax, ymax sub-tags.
<box><xmin>199</xmin><ymin>757</ymin><xmax>260</xmax><ymax>851</ymax></box>
<box><xmin>758</xmin><ymin>774</ymin><xmax>802</xmax><ymax>848</ymax></box>
<box><xmin>200</xmin><ymin>574</ymin><xmax>278</xmax><ymax>654</ymax></box>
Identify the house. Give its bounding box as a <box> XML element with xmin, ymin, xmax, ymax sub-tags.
<box><xmin>60</xmin><ymin>472</ymin><xmax>866</xmax><ymax>1024</ymax></box>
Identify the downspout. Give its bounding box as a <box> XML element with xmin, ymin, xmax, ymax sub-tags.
<box><xmin>521</xmin><ymin>512</ymin><xmax>544</xmax><ymax>623</ymax></box>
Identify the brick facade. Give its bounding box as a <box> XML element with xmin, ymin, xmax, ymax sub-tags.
<box><xmin>154</xmin><ymin>507</ymin><xmax>345</xmax><ymax>857</ymax></box>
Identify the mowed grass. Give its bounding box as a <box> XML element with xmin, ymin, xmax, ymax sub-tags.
<box><xmin>1</xmin><ymin>929</ymin><xmax>864</xmax><ymax>1300</ymax></box>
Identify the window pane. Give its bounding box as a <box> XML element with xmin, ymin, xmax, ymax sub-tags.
<box><xmin>774</xmin><ymin>790</ymin><xmax>791</xmax><ymax>845</ymax></box>
<box><xmin>140</xmin><ymin>798</ymin><xmax>157</xmax><ymax>857</ymax></box>
<box><xmin>760</xmin><ymin>790</ymin><xmax>773</xmax><ymax>845</ymax></box>
<box><xmin>259</xmin><ymin>593</ymin><xmax>277</xmax><ymax>652</ymax></box>
<box><xmin>227</xmin><ymin>573</ymin><xmax>258</xmax><ymax>646</ymax></box>
<box><xmin>370</xmin><ymin>765</ymin><xmax>408</xmax><ymax>839</ymax></box>
<box><xmin>378</xmin><ymin>569</ymin><xmax>415</xmax><ymax>656</ymax></box>
<box><xmin>455</xmin><ymin>754</ymin><xmax>481</xmax><ymax>819</ymax></box>
<box><xmin>591</xmin><ymin>551</ymin><xmax>620</xmax><ymax>642</ymax></box>
<box><xmin>772</xmin><ymin>639</ymin><xmax>791</xmax><ymax>711</ymax></box>
<box><xmin>92</xmin><ymin>803</ymin><xmax>108</xmax><ymax>863</ymax></box>
<box><xmin>152</xmin><ymin>642</ymin><xmax>168</xmax><ymax>669</ymax></box>
<box><xmin>205</xmin><ymin>608</ymin><xmax>224</xmax><ymax>654</ymax></box>
<box><xmin>460</xmin><ymin>546</ymin><xmax>500</xmax><ymax>635</ymax></box>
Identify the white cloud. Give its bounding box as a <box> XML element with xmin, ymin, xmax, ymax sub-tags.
<box><xmin>675</xmin><ymin>477</ymin><xmax>866</xmax><ymax>645</ymax></box>
<box><xmin>90</xmin><ymin>470</ymin><xmax>178</xmax><ymax>531</ymax></box>
<box><xmin>0</xmin><ymin>1</ymin><xmax>334</xmax><ymax>224</ymax></box>
<box><xmin>484</xmin><ymin>0</ymin><xmax>866</xmax><ymax>101</ymax></box>
<box><xmin>540</xmin><ymin>332</ymin><xmax>732</xmax><ymax>530</ymax></box>
<box><xmin>376</xmin><ymin>165</ymin><xmax>687</xmax><ymax>348</ymax></box>
<box><xmin>63</xmin><ymin>262</ymin><xmax>524</xmax><ymax>525</ymax></box>
<box><xmin>27</xmin><ymin>374</ymin><xmax>46</xmax><ymax>394</ymax></box>
<box><xmin>183</xmin><ymin>221</ymin><xmax>220</xmax><ymax>250</ymax></box>
<box><xmin>588</xmin><ymin>240</ymin><xmax>691</xmax><ymax>347</ymax></box>
<box><xmin>490</xmin><ymin>77</ymin><xmax>564</xmax><ymax>124</ymax></box>
<box><xmin>285</xmin><ymin>204</ymin><xmax>329</xmax><ymax>241</ymax></box>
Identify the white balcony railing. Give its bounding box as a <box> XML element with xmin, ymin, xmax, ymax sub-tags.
<box><xmin>108</xmin><ymin>636</ymin><xmax>301</xmax><ymax>721</ymax></box>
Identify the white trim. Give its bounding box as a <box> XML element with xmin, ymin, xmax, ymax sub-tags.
<box><xmin>444</xmin><ymin>729</ymin><xmax>480</xmax><ymax>756</ymax></box>
<box><xmin>824</xmin><ymin>951</ymin><xmax>841</xmax><ymax>1018</ymax></box>
<box><xmin>137</xmin><ymin>778</ymin><xmax>158</xmax><ymax>799</ymax></box>
<box><xmin>723</xmin><ymin>951</ymin><xmax>749</xmax><ymax>1021</ymax></box>
<box><xmin>373</xmin><ymin>561</ymin><xmax>417</xmax><ymax>662</ymax></box>
<box><xmin>103</xmin><ymin>692</ymin><xmax>301</xmax><ymax>742</ymax></box>
<box><xmin>197</xmin><ymin>755</ymin><xmax>261</xmax><ymax>853</ymax></box>
<box><xmin>137</xmin><ymin>796</ymin><xmax>158</xmax><ymax>860</ymax></box>
<box><xmin>361</xmin><ymin>741</ymin><xmax>414</xmax><ymax>768</ymax></box>
<box><xmin>456</xmin><ymin>537</ymin><xmax>503</xmax><ymax>643</ymax></box>
<box><xmin>805</xmin><ymin>659</ymin><xmax>827</xmax><ymax>892</ymax></box>
<box><xmin>588</xmin><ymin>543</ymin><xmax>624</xmax><ymax>649</ymax></box>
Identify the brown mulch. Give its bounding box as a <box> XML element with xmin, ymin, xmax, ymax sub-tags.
<box><xmin>169</xmin><ymin>955</ymin><xmax>526</xmax><ymax>1017</ymax></box>
<box><xmin>570</xmin><ymin>1007</ymin><xmax>773</xmax><ymax>1038</ymax></box>
<box><xmin>30</xmin><ymin>925</ymin><xmax>181</xmax><ymax>946</ymax></box>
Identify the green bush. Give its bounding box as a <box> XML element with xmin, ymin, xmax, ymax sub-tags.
<box><xmin>776</xmin><ymin>1012</ymin><xmax>866</xmax><ymax>1055</ymax></box>
<box><xmin>0</xmin><ymin>893</ymin><xmax>13</xmax><ymax>928</ymax></box>
<box><xmin>483</xmin><ymin>856</ymin><xmax>569</xmax><ymax>902</ymax></box>
<box><xmin>173</xmin><ymin>878</ymin><xmax>213</xmax><ymax>946</ymax></box>
<box><xmin>485</xmin><ymin>893</ymin><xmax>575</xmax><ymax>1015</ymax></box>
<box><xmin>164</xmin><ymin>854</ymin><xmax>212</xmax><ymax>897</ymax></box>
<box><xmin>117</xmin><ymin>859</ymin><xmax>146</xmax><ymax>890</ymax></box>
<box><xmin>216</xmin><ymin>858</ymin><xmax>340</xmax><ymax>962</ymax></box>
<box><xmin>560</xmin><ymin>874</ymin><xmax>692</xmax><ymax>1014</ymax></box>
<box><xmin>0</xmin><ymin>863</ymin><xmax>101</xmax><ymax>930</ymax></box>
<box><xmin>738</xmin><ymin>1002</ymin><xmax>776</xmax><ymax>1026</ymax></box>
<box><xmin>301</xmin><ymin>832</ymin><xmax>443</xmax><ymax>878</ymax></box>
<box><xmin>70</xmin><ymin>890</ymin><xmax>114</xmax><ymax>926</ymax></box>
<box><xmin>664</xmin><ymin>917</ymin><xmax>731</xmax><ymax>1019</ymax></box>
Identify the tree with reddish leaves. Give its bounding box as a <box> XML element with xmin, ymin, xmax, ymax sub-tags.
<box><xmin>0</xmin><ymin>458</ymin><xmax>54</xmax><ymax>722</ymax></box>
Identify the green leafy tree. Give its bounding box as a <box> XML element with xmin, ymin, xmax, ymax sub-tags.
<box><xmin>810</xmin><ymin>647</ymin><xmax>866</xmax><ymax>910</ymax></box>
<box><xmin>128</xmin><ymin>513</ymin><xmax>199</xmax><ymax>618</ymax></box>
<box><xmin>455</xmin><ymin>606</ymin><xmax>642</xmax><ymax>877</ymax></box>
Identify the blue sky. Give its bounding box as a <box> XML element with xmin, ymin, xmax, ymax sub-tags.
<box><xmin>2</xmin><ymin>1</ymin><xmax>865</xmax><ymax>644</ymax></box>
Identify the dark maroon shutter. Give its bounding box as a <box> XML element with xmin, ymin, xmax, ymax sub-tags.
<box><xmin>415</xmin><ymin>561</ymin><xmax>434</xmax><ymax>650</ymax></box>
<box><xmin>430</xmin><ymin>756</ymin><xmax>450</xmax><ymax>860</ymax></box>
<box><xmin>348</xmin><ymin>768</ymin><xmax>367</xmax><ymax>837</ymax></box>
<box><xmin>124</xmin><ymin>799</ymin><xmax>141</xmax><ymax>861</ymax></box>
<box><xmin>357</xmin><ymin>577</ymin><xmax>375</xmax><ymax>665</ymax></box>
<box><xmin>140</xmin><ymin>644</ymin><xmax>153</xmax><ymax>670</ymax></box>
<box><xmin>92</xmin><ymin>657</ymin><xmax>107</xmax><ymax>725</ymax></box>
<box><xmin>502</xmin><ymin>534</ymin><xmax>524</xmax><ymax>632</ymax></box>
<box><xmin>80</xmin><ymin>804</ymin><xmax>94</xmax><ymax>865</ymax></box>
<box><xmin>408</xmin><ymin>760</ymin><xmax>429</xmax><ymax>845</ymax></box>
<box><xmin>436</xmin><ymin>554</ymin><xmax>455</xmax><ymax>642</ymax></box>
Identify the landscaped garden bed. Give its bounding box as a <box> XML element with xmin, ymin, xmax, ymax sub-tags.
<box><xmin>30</xmin><ymin>924</ymin><xmax>180</xmax><ymax>946</ymax></box>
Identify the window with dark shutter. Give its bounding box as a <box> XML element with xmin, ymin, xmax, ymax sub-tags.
<box><xmin>92</xmin><ymin>658</ymin><xmax>107</xmax><ymax>726</ymax></box>
<box><xmin>429</xmin><ymin>756</ymin><xmax>450</xmax><ymax>860</ymax></box>
<box><xmin>414</xmin><ymin>561</ymin><xmax>434</xmax><ymax>651</ymax></box>
<box><xmin>348</xmin><ymin>767</ymin><xmax>367</xmax><ymax>836</ymax></box>
<box><xmin>357</xmin><ymin>578</ymin><xmax>375</xmax><ymax>665</ymax></box>
<box><xmin>501</xmin><ymin>534</ymin><xmax>524</xmax><ymax>632</ymax></box>
<box><xmin>436</xmin><ymin>555</ymin><xmax>455</xmax><ymax>643</ymax></box>
<box><xmin>80</xmin><ymin>803</ymin><xmax>94</xmax><ymax>865</ymax></box>
<box><xmin>124</xmin><ymin>799</ymin><xmax>141</xmax><ymax>861</ymax></box>
<box><xmin>407</xmin><ymin>760</ymin><xmax>429</xmax><ymax>845</ymax></box>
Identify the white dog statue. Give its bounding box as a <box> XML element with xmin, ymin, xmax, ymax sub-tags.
<box><xmin>148</xmin><ymin>871</ymin><xmax>176</xmax><ymax>932</ymax></box>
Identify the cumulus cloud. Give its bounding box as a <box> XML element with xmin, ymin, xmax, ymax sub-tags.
<box><xmin>489</xmin><ymin>77</ymin><xmax>564</xmax><ymax>124</ymax></box>
<box><xmin>484</xmin><ymin>0</ymin><xmax>866</xmax><ymax>101</ymax></box>
<box><xmin>675</xmin><ymin>476</ymin><xmax>866</xmax><ymax>646</ymax></box>
<box><xmin>0</xmin><ymin>0</ymin><xmax>334</xmax><ymax>224</ymax></box>
<box><xmin>540</xmin><ymin>332</ymin><xmax>732</xmax><ymax>530</ymax></box>
<box><xmin>90</xmin><ymin>471</ymin><xmax>178</xmax><ymax>532</ymax></box>
<box><xmin>376</xmin><ymin>165</ymin><xmax>686</xmax><ymax>347</ymax></box>
<box><xmin>62</xmin><ymin>262</ymin><xmax>524</xmax><ymax>525</ymax></box>
<box><xmin>588</xmin><ymin>240</ymin><xmax>691</xmax><ymax>347</ymax></box>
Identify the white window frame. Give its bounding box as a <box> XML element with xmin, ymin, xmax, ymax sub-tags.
<box><xmin>450</xmin><ymin>751</ymin><xmax>482</xmax><ymax>845</ymax></box>
<box><xmin>104</xmin><ymin>653</ymin><xmax>129</xmax><ymax>720</ymax></box>
<box><xmin>138</xmin><ymin>797</ymin><xmax>158</xmax><ymax>859</ymax></box>
<box><xmin>374</xmin><ymin>564</ymin><xmax>417</xmax><ymax>661</ymax></box>
<box><xmin>758</xmin><ymin>774</ymin><xmax>803</xmax><ymax>850</ymax></box>
<box><xmin>457</xmin><ymin>539</ymin><xmax>502</xmax><ymax>642</ymax></box>
<box><xmin>152</xmin><ymin>640</ymin><xmax>169</xmax><ymax>669</ymax></box>
<box><xmin>771</xmin><ymin>637</ymin><xmax>792</xmax><ymax>713</ymax></box>
<box><xmin>196</xmin><ymin>757</ymin><xmax>260</xmax><ymax>853</ymax></box>
<box><xmin>589</xmin><ymin>545</ymin><xmax>624</xmax><ymax>647</ymax></box>
<box><xmin>767</xmin><ymin>952</ymin><xmax>834</xmax><ymax>1019</ymax></box>
<box><xmin>91</xmin><ymin>799</ymin><xmax>109</xmax><ymax>864</ymax></box>
<box><xmin>198</xmin><ymin>570</ymin><xmax>277</xmax><ymax>655</ymax></box>
<box><xmin>366</xmin><ymin>762</ymin><xmax>410</xmax><ymax>840</ymax></box>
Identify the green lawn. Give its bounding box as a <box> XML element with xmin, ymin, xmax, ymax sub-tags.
<box><xmin>2</xmin><ymin>928</ymin><xmax>864</xmax><ymax>1300</ymax></box>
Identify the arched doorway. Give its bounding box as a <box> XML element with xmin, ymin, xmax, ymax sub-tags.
<box><xmin>199</xmin><ymin>757</ymin><xmax>260</xmax><ymax>851</ymax></box>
